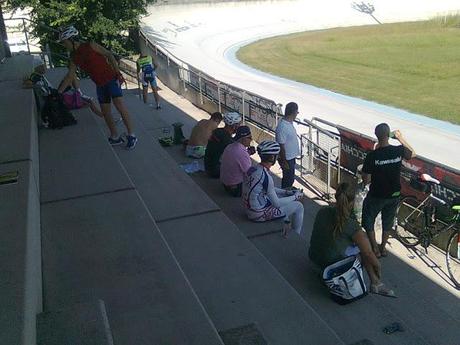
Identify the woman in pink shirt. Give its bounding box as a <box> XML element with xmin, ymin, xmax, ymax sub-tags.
<box><xmin>220</xmin><ymin>126</ymin><xmax>255</xmax><ymax>197</ymax></box>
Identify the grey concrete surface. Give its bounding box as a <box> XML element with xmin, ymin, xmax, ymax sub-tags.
<box><xmin>41</xmin><ymin>190</ymin><xmax>223</xmax><ymax>345</ymax></box>
<box><xmin>39</xmin><ymin>111</ymin><xmax>133</xmax><ymax>203</ymax></box>
<box><xmin>158</xmin><ymin>212</ymin><xmax>344</xmax><ymax>345</ymax></box>
<box><xmin>37</xmin><ymin>300</ymin><xmax>113</xmax><ymax>345</ymax></box>
<box><xmin>132</xmin><ymin>78</ymin><xmax>460</xmax><ymax>344</ymax></box>
<box><xmin>31</xmin><ymin>65</ymin><xmax>460</xmax><ymax>345</ymax></box>
<box><xmin>0</xmin><ymin>54</ymin><xmax>34</xmax><ymax>82</ymax></box>
<box><xmin>0</xmin><ymin>55</ymin><xmax>42</xmax><ymax>345</ymax></box>
<box><xmin>91</xmin><ymin>90</ymin><xmax>221</xmax><ymax>223</ymax></box>
<box><xmin>0</xmin><ymin>161</ymin><xmax>42</xmax><ymax>345</ymax></box>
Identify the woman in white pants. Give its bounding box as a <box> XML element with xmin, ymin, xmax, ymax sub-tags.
<box><xmin>243</xmin><ymin>140</ymin><xmax>304</xmax><ymax>236</ymax></box>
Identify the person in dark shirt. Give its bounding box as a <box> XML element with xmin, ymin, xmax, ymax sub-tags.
<box><xmin>309</xmin><ymin>182</ymin><xmax>395</xmax><ymax>296</ymax></box>
<box><xmin>204</xmin><ymin>112</ymin><xmax>242</xmax><ymax>178</ymax></box>
<box><xmin>361</xmin><ymin>123</ymin><xmax>415</xmax><ymax>257</ymax></box>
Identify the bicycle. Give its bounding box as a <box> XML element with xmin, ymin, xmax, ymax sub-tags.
<box><xmin>394</xmin><ymin>173</ymin><xmax>460</xmax><ymax>288</ymax></box>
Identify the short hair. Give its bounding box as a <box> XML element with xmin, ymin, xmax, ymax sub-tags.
<box><xmin>285</xmin><ymin>102</ymin><xmax>298</xmax><ymax>117</ymax></box>
<box><xmin>210</xmin><ymin>112</ymin><xmax>223</xmax><ymax>121</ymax></box>
<box><xmin>260</xmin><ymin>154</ymin><xmax>275</xmax><ymax>163</ymax></box>
<box><xmin>375</xmin><ymin>123</ymin><xmax>390</xmax><ymax>140</ymax></box>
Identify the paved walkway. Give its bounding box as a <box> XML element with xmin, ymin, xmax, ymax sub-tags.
<box><xmin>42</xmin><ymin>67</ymin><xmax>460</xmax><ymax>345</ymax></box>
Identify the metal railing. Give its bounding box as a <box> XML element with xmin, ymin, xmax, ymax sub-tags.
<box><xmin>136</xmin><ymin>29</ymin><xmax>340</xmax><ymax>199</ymax></box>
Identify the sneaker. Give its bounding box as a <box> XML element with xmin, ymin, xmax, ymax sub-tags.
<box><xmin>126</xmin><ymin>135</ymin><xmax>138</xmax><ymax>150</ymax></box>
<box><xmin>370</xmin><ymin>283</ymin><xmax>397</xmax><ymax>298</ymax></box>
<box><xmin>108</xmin><ymin>136</ymin><xmax>124</xmax><ymax>146</ymax></box>
<box><xmin>156</xmin><ymin>104</ymin><xmax>161</xmax><ymax>110</ymax></box>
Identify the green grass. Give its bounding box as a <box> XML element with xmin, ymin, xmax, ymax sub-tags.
<box><xmin>237</xmin><ymin>15</ymin><xmax>460</xmax><ymax>124</ymax></box>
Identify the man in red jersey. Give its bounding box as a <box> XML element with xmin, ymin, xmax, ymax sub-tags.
<box><xmin>57</xmin><ymin>26</ymin><xmax>138</xmax><ymax>149</ymax></box>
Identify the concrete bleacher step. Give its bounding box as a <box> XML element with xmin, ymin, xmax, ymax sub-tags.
<box><xmin>38</xmin><ymin>90</ymin><xmax>224</xmax><ymax>344</ymax></box>
<box><xmin>37</xmin><ymin>300</ymin><xmax>114</xmax><ymax>345</ymax></box>
<box><xmin>86</xmin><ymin>83</ymin><xmax>346</xmax><ymax>344</ymax></box>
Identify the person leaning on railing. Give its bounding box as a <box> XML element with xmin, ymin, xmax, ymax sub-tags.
<box><xmin>57</xmin><ymin>25</ymin><xmax>138</xmax><ymax>150</ymax></box>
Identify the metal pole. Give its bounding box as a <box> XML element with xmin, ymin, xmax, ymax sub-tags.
<box><xmin>23</xmin><ymin>19</ymin><xmax>30</xmax><ymax>54</ymax></box>
<box><xmin>0</xmin><ymin>4</ymin><xmax>11</xmax><ymax>58</ymax></box>
<box><xmin>242</xmin><ymin>91</ymin><xmax>246</xmax><ymax>124</ymax></box>
<box><xmin>45</xmin><ymin>43</ymin><xmax>53</xmax><ymax>68</ymax></box>
<box><xmin>198</xmin><ymin>72</ymin><xmax>203</xmax><ymax>105</ymax></box>
<box><xmin>217</xmin><ymin>82</ymin><xmax>222</xmax><ymax>112</ymax></box>
<box><xmin>327</xmin><ymin>148</ymin><xmax>331</xmax><ymax>196</ymax></box>
<box><xmin>337</xmin><ymin>137</ymin><xmax>342</xmax><ymax>184</ymax></box>
<box><xmin>300</xmin><ymin>135</ymin><xmax>304</xmax><ymax>180</ymax></box>
<box><xmin>181</xmin><ymin>67</ymin><xmax>186</xmax><ymax>91</ymax></box>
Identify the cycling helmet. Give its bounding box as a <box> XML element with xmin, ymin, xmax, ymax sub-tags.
<box><xmin>59</xmin><ymin>25</ymin><xmax>79</xmax><ymax>42</ymax></box>
<box><xmin>223</xmin><ymin>112</ymin><xmax>242</xmax><ymax>125</ymax></box>
<box><xmin>257</xmin><ymin>140</ymin><xmax>280</xmax><ymax>155</ymax></box>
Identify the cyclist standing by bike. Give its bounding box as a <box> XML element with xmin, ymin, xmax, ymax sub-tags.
<box><xmin>137</xmin><ymin>53</ymin><xmax>161</xmax><ymax>109</ymax></box>
<box><xmin>361</xmin><ymin>123</ymin><xmax>415</xmax><ymax>258</ymax></box>
<box><xmin>57</xmin><ymin>25</ymin><xmax>138</xmax><ymax>150</ymax></box>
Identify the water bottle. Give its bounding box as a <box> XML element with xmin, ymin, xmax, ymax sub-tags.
<box><xmin>354</xmin><ymin>185</ymin><xmax>368</xmax><ymax>224</ymax></box>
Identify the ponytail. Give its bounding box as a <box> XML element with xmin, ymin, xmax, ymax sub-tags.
<box><xmin>333</xmin><ymin>182</ymin><xmax>356</xmax><ymax>238</ymax></box>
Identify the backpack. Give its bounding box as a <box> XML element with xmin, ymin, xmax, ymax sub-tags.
<box><xmin>41</xmin><ymin>89</ymin><xmax>77</xmax><ymax>129</ymax></box>
<box><xmin>142</xmin><ymin>64</ymin><xmax>155</xmax><ymax>82</ymax></box>
<box><xmin>323</xmin><ymin>256</ymin><xmax>367</xmax><ymax>305</ymax></box>
<box><xmin>62</xmin><ymin>90</ymin><xmax>85</xmax><ymax>110</ymax></box>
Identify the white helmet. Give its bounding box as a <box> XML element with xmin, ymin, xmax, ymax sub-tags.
<box><xmin>223</xmin><ymin>112</ymin><xmax>242</xmax><ymax>125</ymax></box>
<box><xmin>59</xmin><ymin>25</ymin><xmax>79</xmax><ymax>42</ymax></box>
<box><xmin>257</xmin><ymin>140</ymin><xmax>280</xmax><ymax>155</ymax></box>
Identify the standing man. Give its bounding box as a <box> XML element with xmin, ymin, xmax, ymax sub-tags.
<box><xmin>276</xmin><ymin>102</ymin><xmax>300</xmax><ymax>189</ymax></box>
<box><xmin>57</xmin><ymin>25</ymin><xmax>138</xmax><ymax>150</ymax></box>
<box><xmin>204</xmin><ymin>112</ymin><xmax>242</xmax><ymax>178</ymax></box>
<box><xmin>361</xmin><ymin>123</ymin><xmax>415</xmax><ymax>257</ymax></box>
<box><xmin>137</xmin><ymin>53</ymin><xmax>161</xmax><ymax>109</ymax></box>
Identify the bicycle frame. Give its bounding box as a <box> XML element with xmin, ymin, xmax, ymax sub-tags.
<box><xmin>403</xmin><ymin>191</ymin><xmax>460</xmax><ymax>247</ymax></box>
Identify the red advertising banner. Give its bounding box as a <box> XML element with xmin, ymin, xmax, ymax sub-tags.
<box><xmin>337</xmin><ymin>128</ymin><xmax>460</xmax><ymax>204</ymax></box>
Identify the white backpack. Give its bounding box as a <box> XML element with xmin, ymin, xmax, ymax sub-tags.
<box><xmin>323</xmin><ymin>256</ymin><xmax>367</xmax><ymax>304</ymax></box>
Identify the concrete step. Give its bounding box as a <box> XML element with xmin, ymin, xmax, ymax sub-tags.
<box><xmin>95</xmin><ymin>83</ymin><xmax>346</xmax><ymax>345</ymax></box>
<box><xmin>37</xmin><ymin>300</ymin><xmax>113</xmax><ymax>345</ymax></box>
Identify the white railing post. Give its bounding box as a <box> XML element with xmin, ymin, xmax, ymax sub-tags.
<box><xmin>22</xmin><ymin>19</ymin><xmax>31</xmax><ymax>54</ymax></box>
<box><xmin>217</xmin><ymin>82</ymin><xmax>222</xmax><ymax>112</ymax></box>
<box><xmin>199</xmin><ymin>73</ymin><xmax>204</xmax><ymax>104</ymax></box>
<box><xmin>327</xmin><ymin>148</ymin><xmax>332</xmax><ymax>197</ymax></box>
<box><xmin>242</xmin><ymin>91</ymin><xmax>246</xmax><ymax>124</ymax></box>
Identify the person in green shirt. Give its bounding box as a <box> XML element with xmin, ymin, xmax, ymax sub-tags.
<box><xmin>136</xmin><ymin>54</ymin><xmax>161</xmax><ymax>109</ymax></box>
<box><xmin>309</xmin><ymin>182</ymin><xmax>396</xmax><ymax>297</ymax></box>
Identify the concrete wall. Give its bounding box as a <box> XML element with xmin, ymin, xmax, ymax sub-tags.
<box><xmin>0</xmin><ymin>55</ymin><xmax>42</xmax><ymax>345</ymax></box>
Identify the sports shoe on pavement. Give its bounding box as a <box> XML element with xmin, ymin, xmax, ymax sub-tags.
<box><xmin>370</xmin><ymin>283</ymin><xmax>397</xmax><ymax>298</ymax></box>
<box><xmin>126</xmin><ymin>135</ymin><xmax>138</xmax><ymax>150</ymax></box>
<box><xmin>108</xmin><ymin>136</ymin><xmax>124</xmax><ymax>146</ymax></box>
<box><xmin>156</xmin><ymin>104</ymin><xmax>161</xmax><ymax>110</ymax></box>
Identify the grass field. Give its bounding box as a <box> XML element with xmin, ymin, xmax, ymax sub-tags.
<box><xmin>237</xmin><ymin>16</ymin><xmax>460</xmax><ymax>124</ymax></box>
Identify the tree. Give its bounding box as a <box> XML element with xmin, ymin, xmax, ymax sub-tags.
<box><xmin>351</xmin><ymin>2</ymin><xmax>381</xmax><ymax>25</ymax></box>
<box><xmin>2</xmin><ymin>0</ymin><xmax>156</xmax><ymax>58</ymax></box>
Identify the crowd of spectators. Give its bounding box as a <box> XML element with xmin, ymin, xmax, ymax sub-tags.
<box><xmin>185</xmin><ymin>102</ymin><xmax>415</xmax><ymax>299</ymax></box>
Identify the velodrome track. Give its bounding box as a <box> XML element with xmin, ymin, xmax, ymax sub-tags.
<box><xmin>142</xmin><ymin>0</ymin><xmax>460</xmax><ymax>169</ymax></box>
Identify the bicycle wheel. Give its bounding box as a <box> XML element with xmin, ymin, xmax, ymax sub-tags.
<box><xmin>446</xmin><ymin>231</ymin><xmax>460</xmax><ymax>289</ymax></box>
<box><xmin>394</xmin><ymin>196</ymin><xmax>422</xmax><ymax>247</ymax></box>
